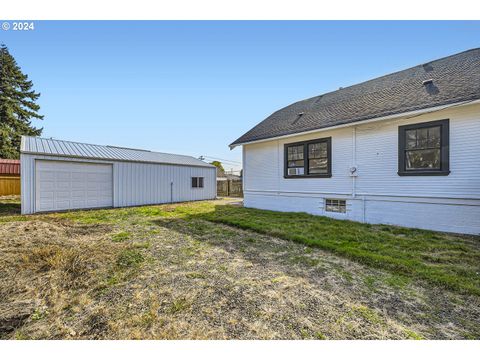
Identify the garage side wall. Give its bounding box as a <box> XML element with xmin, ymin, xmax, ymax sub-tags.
<box><xmin>113</xmin><ymin>162</ymin><xmax>216</xmax><ymax>207</ymax></box>
<box><xmin>21</xmin><ymin>154</ymin><xmax>216</xmax><ymax>214</ymax></box>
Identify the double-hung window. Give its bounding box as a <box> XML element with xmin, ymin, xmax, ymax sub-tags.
<box><xmin>285</xmin><ymin>137</ymin><xmax>331</xmax><ymax>178</ymax></box>
<box><xmin>398</xmin><ymin>119</ymin><xmax>449</xmax><ymax>176</ymax></box>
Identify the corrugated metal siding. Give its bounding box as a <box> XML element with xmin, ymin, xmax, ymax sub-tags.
<box><xmin>21</xmin><ymin>136</ymin><xmax>214</xmax><ymax>168</ymax></box>
<box><xmin>114</xmin><ymin>162</ymin><xmax>216</xmax><ymax>207</ymax></box>
<box><xmin>0</xmin><ymin>159</ymin><xmax>20</xmax><ymax>175</ymax></box>
<box><xmin>21</xmin><ymin>154</ymin><xmax>216</xmax><ymax>214</ymax></box>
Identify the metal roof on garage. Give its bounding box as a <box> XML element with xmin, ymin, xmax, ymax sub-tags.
<box><xmin>21</xmin><ymin>136</ymin><xmax>215</xmax><ymax>168</ymax></box>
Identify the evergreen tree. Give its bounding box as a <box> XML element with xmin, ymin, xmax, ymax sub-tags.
<box><xmin>0</xmin><ymin>44</ymin><xmax>43</xmax><ymax>159</ymax></box>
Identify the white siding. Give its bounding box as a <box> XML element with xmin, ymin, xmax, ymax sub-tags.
<box><xmin>242</xmin><ymin>103</ymin><xmax>480</xmax><ymax>234</ymax></box>
<box><xmin>355</xmin><ymin>105</ymin><xmax>480</xmax><ymax>198</ymax></box>
<box><xmin>21</xmin><ymin>155</ymin><xmax>216</xmax><ymax>214</ymax></box>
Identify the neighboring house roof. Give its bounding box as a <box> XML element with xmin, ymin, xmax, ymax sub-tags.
<box><xmin>21</xmin><ymin>136</ymin><xmax>215</xmax><ymax>168</ymax></box>
<box><xmin>231</xmin><ymin>48</ymin><xmax>480</xmax><ymax>147</ymax></box>
<box><xmin>0</xmin><ymin>159</ymin><xmax>20</xmax><ymax>175</ymax></box>
<box><xmin>217</xmin><ymin>174</ymin><xmax>241</xmax><ymax>180</ymax></box>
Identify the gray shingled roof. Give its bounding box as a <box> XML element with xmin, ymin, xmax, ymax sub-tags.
<box><xmin>21</xmin><ymin>136</ymin><xmax>215</xmax><ymax>168</ymax></box>
<box><xmin>231</xmin><ymin>48</ymin><xmax>480</xmax><ymax>147</ymax></box>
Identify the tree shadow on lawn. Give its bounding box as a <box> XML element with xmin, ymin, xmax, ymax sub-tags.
<box><xmin>0</xmin><ymin>197</ymin><xmax>21</xmax><ymax>216</ymax></box>
<box><xmin>150</xmin><ymin>213</ymin><xmax>480</xmax><ymax>340</ymax></box>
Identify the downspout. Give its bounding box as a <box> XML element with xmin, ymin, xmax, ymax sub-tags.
<box><xmin>351</xmin><ymin>126</ymin><xmax>365</xmax><ymax>222</ymax></box>
<box><xmin>277</xmin><ymin>139</ymin><xmax>281</xmax><ymax>194</ymax></box>
<box><xmin>351</xmin><ymin>126</ymin><xmax>357</xmax><ymax>198</ymax></box>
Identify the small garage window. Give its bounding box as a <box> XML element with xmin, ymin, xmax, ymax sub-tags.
<box><xmin>325</xmin><ymin>199</ymin><xmax>346</xmax><ymax>213</ymax></box>
<box><xmin>192</xmin><ymin>177</ymin><xmax>204</xmax><ymax>188</ymax></box>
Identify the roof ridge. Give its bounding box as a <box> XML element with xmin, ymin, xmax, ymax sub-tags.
<box><xmin>22</xmin><ymin>135</ymin><xmax>198</xmax><ymax>160</ymax></box>
<box><xmin>230</xmin><ymin>47</ymin><xmax>480</xmax><ymax>147</ymax></box>
<box><xmin>322</xmin><ymin>47</ymin><xmax>480</xmax><ymax>95</ymax></box>
<box><xmin>268</xmin><ymin>48</ymin><xmax>480</xmax><ymax>116</ymax></box>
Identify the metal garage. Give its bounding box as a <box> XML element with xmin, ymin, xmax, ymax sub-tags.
<box><xmin>21</xmin><ymin>136</ymin><xmax>217</xmax><ymax>214</ymax></box>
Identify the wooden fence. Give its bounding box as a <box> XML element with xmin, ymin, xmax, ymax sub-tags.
<box><xmin>217</xmin><ymin>179</ymin><xmax>243</xmax><ymax>197</ymax></box>
<box><xmin>0</xmin><ymin>176</ymin><xmax>21</xmax><ymax>196</ymax></box>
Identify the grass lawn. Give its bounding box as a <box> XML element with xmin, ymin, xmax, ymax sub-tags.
<box><xmin>191</xmin><ymin>204</ymin><xmax>480</xmax><ymax>296</ymax></box>
<box><xmin>0</xmin><ymin>197</ymin><xmax>479</xmax><ymax>339</ymax></box>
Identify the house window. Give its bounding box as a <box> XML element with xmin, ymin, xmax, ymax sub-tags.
<box><xmin>286</xmin><ymin>145</ymin><xmax>304</xmax><ymax>176</ymax></box>
<box><xmin>285</xmin><ymin>137</ymin><xmax>331</xmax><ymax>178</ymax></box>
<box><xmin>398</xmin><ymin>119</ymin><xmax>449</xmax><ymax>176</ymax></box>
<box><xmin>192</xmin><ymin>177</ymin><xmax>204</xmax><ymax>188</ymax></box>
<box><xmin>325</xmin><ymin>199</ymin><xmax>346</xmax><ymax>213</ymax></box>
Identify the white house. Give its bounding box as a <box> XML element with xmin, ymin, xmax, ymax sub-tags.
<box><xmin>21</xmin><ymin>136</ymin><xmax>216</xmax><ymax>214</ymax></box>
<box><xmin>230</xmin><ymin>48</ymin><xmax>480</xmax><ymax>235</ymax></box>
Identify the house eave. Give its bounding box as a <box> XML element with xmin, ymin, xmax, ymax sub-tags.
<box><xmin>229</xmin><ymin>98</ymin><xmax>480</xmax><ymax>149</ymax></box>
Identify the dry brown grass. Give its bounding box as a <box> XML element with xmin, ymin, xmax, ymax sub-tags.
<box><xmin>0</xmin><ymin>197</ymin><xmax>478</xmax><ymax>339</ymax></box>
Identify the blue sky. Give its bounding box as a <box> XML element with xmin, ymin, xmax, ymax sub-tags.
<box><xmin>2</xmin><ymin>21</ymin><xmax>479</xmax><ymax>170</ymax></box>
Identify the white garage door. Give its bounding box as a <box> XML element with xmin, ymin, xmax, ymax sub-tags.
<box><xmin>35</xmin><ymin>160</ymin><xmax>113</xmax><ymax>212</ymax></box>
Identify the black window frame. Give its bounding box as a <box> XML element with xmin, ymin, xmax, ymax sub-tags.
<box><xmin>284</xmin><ymin>137</ymin><xmax>332</xmax><ymax>178</ymax></box>
<box><xmin>191</xmin><ymin>177</ymin><xmax>204</xmax><ymax>188</ymax></box>
<box><xmin>398</xmin><ymin>119</ymin><xmax>450</xmax><ymax>176</ymax></box>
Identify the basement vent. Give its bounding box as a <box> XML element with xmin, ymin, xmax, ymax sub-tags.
<box><xmin>325</xmin><ymin>199</ymin><xmax>346</xmax><ymax>213</ymax></box>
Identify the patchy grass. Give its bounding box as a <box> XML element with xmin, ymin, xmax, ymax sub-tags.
<box><xmin>156</xmin><ymin>203</ymin><xmax>480</xmax><ymax>296</ymax></box>
<box><xmin>116</xmin><ymin>249</ymin><xmax>145</xmax><ymax>269</ymax></box>
<box><xmin>1</xmin><ymin>197</ymin><xmax>479</xmax><ymax>339</ymax></box>
<box><xmin>112</xmin><ymin>231</ymin><xmax>131</xmax><ymax>242</ymax></box>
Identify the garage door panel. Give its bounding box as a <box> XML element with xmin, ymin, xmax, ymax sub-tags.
<box><xmin>72</xmin><ymin>200</ymin><xmax>87</xmax><ymax>208</ymax></box>
<box><xmin>72</xmin><ymin>171</ymin><xmax>87</xmax><ymax>179</ymax></box>
<box><xmin>35</xmin><ymin>161</ymin><xmax>113</xmax><ymax>212</ymax></box>
<box><xmin>38</xmin><ymin>182</ymin><xmax>55</xmax><ymax>190</ymax></box>
<box><xmin>71</xmin><ymin>183</ymin><xmax>86</xmax><ymax>190</ymax></box>
<box><xmin>38</xmin><ymin>201</ymin><xmax>54</xmax><ymax>211</ymax></box>
<box><xmin>38</xmin><ymin>171</ymin><xmax>55</xmax><ymax>181</ymax></box>
<box><xmin>56</xmin><ymin>172</ymin><xmax>71</xmax><ymax>181</ymax></box>
<box><xmin>56</xmin><ymin>191</ymin><xmax>71</xmax><ymax>199</ymax></box>
<box><xmin>57</xmin><ymin>181</ymin><xmax>71</xmax><ymax>189</ymax></box>
<box><xmin>71</xmin><ymin>190</ymin><xmax>86</xmax><ymax>198</ymax></box>
<box><xmin>39</xmin><ymin>191</ymin><xmax>54</xmax><ymax>199</ymax></box>
<box><xmin>56</xmin><ymin>201</ymin><xmax>71</xmax><ymax>210</ymax></box>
